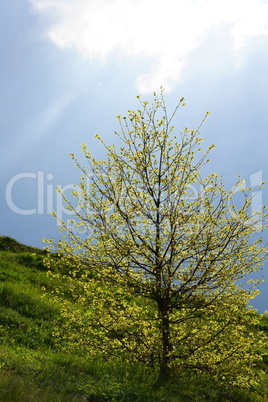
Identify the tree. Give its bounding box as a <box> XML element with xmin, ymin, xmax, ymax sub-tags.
<box><xmin>48</xmin><ymin>91</ymin><xmax>268</xmax><ymax>386</ymax></box>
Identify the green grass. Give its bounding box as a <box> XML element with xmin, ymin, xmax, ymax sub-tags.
<box><xmin>0</xmin><ymin>235</ymin><xmax>267</xmax><ymax>401</ymax></box>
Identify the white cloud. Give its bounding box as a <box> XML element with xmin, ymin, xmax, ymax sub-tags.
<box><xmin>29</xmin><ymin>0</ymin><xmax>268</xmax><ymax>93</ymax></box>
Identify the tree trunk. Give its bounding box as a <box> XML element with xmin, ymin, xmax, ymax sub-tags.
<box><xmin>157</xmin><ymin>301</ymin><xmax>173</xmax><ymax>384</ymax></box>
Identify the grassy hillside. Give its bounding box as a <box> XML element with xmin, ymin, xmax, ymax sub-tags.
<box><xmin>0</xmin><ymin>235</ymin><xmax>267</xmax><ymax>401</ymax></box>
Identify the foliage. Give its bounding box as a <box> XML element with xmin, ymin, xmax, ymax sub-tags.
<box><xmin>47</xmin><ymin>91</ymin><xmax>268</xmax><ymax>385</ymax></box>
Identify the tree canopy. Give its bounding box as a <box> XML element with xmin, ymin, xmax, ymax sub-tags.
<box><xmin>47</xmin><ymin>91</ymin><xmax>268</xmax><ymax>386</ymax></box>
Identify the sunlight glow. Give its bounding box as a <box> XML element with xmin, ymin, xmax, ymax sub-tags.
<box><xmin>29</xmin><ymin>0</ymin><xmax>268</xmax><ymax>93</ymax></box>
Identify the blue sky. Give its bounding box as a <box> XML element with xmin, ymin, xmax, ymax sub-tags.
<box><xmin>1</xmin><ymin>0</ymin><xmax>268</xmax><ymax>311</ymax></box>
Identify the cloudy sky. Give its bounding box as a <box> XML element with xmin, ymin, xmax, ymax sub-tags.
<box><xmin>1</xmin><ymin>0</ymin><xmax>268</xmax><ymax>311</ymax></box>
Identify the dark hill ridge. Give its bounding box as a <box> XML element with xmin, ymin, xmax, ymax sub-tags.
<box><xmin>0</xmin><ymin>235</ymin><xmax>45</xmax><ymax>254</ymax></box>
<box><xmin>0</xmin><ymin>236</ymin><xmax>49</xmax><ymax>272</ymax></box>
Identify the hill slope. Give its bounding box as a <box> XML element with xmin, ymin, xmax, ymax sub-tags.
<box><xmin>0</xmin><ymin>235</ymin><xmax>267</xmax><ymax>401</ymax></box>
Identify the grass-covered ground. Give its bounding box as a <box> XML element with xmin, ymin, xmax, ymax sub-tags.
<box><xmin>0</xmin><ymin>235</ymin><xmax>267</xmax><ymax>401</ymax></box>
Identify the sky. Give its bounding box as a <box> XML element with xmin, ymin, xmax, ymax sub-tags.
<box><xmin>1</xmin><ymin>0</ymin><xmax>268</xmax><ymax>311</ymax></box>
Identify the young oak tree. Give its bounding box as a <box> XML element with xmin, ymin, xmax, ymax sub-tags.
<box><xmin>48</xmin><ymin>91</ymin><xmax>268</xmax><ymax>385</ymax></box>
